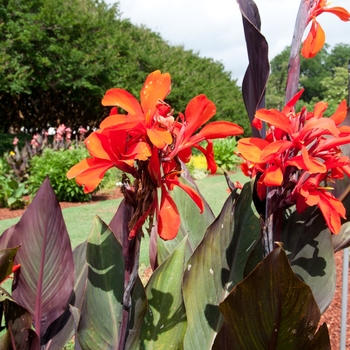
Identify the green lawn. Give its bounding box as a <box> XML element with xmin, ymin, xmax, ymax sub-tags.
<box><xmin>0</xmin><ymin>170</ymin><xmax>249</xmax><ymax>266</ymax></box>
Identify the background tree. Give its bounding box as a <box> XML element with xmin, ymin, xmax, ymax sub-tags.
<box><xmin>0</xmin><ymin>0</ymin><xmax>249</xmax><ymax>136</ymax></box>
<box><xmin>266</xmin><ymin>43</ymin><xmax>350</xmax><ymax>114</ymax></box>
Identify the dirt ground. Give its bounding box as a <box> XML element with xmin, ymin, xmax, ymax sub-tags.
<box><xmin>0</xmin><ymin>189</ymin><xmax>348</xmax><ymax>348</ymax></box>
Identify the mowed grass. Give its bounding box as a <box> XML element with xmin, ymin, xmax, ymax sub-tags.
<box><xmin>0</xmin><ymin>170</ymin><xmax>249</xmax><ymax>266</ymax></box>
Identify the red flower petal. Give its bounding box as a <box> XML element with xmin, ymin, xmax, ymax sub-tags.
<box><xmin>194</xmin><ymin>141</ymin><xmax>217</xmax><ymax>174</ymax></box>
<box><xmin>166</xmin><ymin>178</ymin><xmax>204</xmax><ymax>213</ymax></box>
<box><xmin>282</xmin><ymin>89</ymin><xmax>304</xmax><ymax>114</ymax></box>
<box><xmin>183</xmin><ymin>95</ymin><xmax>216</xmax><ymax>142</ymax></box>
<box><xmin>158</xmin><ymin>187</ymin><xmax>180</xmax><ymax>240</ymax></box>
<box><xmin>84</xmin><ymin>132</ymin><xmax>112</xmax><ymax>160</ymax></box>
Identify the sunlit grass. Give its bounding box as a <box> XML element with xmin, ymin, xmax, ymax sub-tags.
<box><xmin>0</xmin><ymin>169</ymin><xmax>249</xmax><ymax>266</ymax></box>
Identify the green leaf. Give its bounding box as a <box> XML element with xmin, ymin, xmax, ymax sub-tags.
<box><xmin>157</xmin><ymin>175</ymin><xmax>215</xmax><ymax>265</ymax></box>
<box><xmin>281</xmin><ymin>207</ymin><xmax>336</xmax><ymax>313</ymax></box>
<box><xmin>182</xmin><ymin>181</ymin><xmax>260</xmax><ymax>349</ymax></box>
<box><xmin>333</xmin><ymin>221</ymin><xmax>350</xmax><ymax>252</ymax></box>
<box><xmin>77</xmin><ymin>216</ymin><xmax>124</xmax><ymax>350</ymax></box>
<box><xmin>139</xmin><ymin>237</ymin><xmax>188</xmax><ymax>350</ymax></box>
<box><xmin>215</xmin><ymin>247</ymin><xmax>330</xmax><ymax>350</ymax></box>
<box><xmin>76</xmin><ymin>216</ymin><xmax>147</xmax><ymax>349</ymax></box>
<box><xmin>333</xmin><ymin>192</ymin><xmax>350</xmax><ymax>252</ymax></box>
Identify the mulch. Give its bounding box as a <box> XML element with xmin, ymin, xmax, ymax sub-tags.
<box><xmin>0</xmin><ymin>189</ymin><xmax>348</xmax><ymax>349</ymax></box>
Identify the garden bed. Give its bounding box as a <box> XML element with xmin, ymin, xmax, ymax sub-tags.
<box><xmin>0</xmin><ymin>188</ymin><xmax>349</xmax><ymax>348</ymax></box>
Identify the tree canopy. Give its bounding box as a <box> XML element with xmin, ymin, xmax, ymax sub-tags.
<box><xmin>266</xmin><ymin>43</ymin><xmax>350</xmax><ymax>115</ymax></box>
<box><xmin>0</xmin><ymin>0</ymin><xmax>249</xmax><ymax>135</ymax></box>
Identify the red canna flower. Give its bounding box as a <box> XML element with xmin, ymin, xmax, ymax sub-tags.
<box><xmin>237</xmin><ymin>90</ymin><xmax>350</xmax><ymax>234</ymax></box>
<box><xmin>301</xmin><ymin>0</ymin><xmax>350</xmax><ymax>58</ymax></box>
<box><xmin>68</xmin><ymin>70</ymin><xmax>243</xmax><ymax>240</ymax></box>
<box><xmin>67</xmin><ymin>129</ymin><xmax>151</xmax><ymax>193</ymax></box>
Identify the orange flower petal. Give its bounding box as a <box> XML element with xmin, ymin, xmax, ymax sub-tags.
<box><xmin>286</xmin><ymin>147</ymin><xmax>326</xmax><ymax>173</ymax></box>
<box><xmin>301</xmin><ymin>19</ymin><xmax>325</xmax><ymax>59</ymax></box>
<box><xmin>260</xmin><ymin>140</ymin><xmax>293</xmax><ymax>163</ymax></box>
<box><xmin>317</xmin><ymin>192</ymin><xmax>346</xmax><ymax>234</ymax></box>
<box><xmin>330</xmin><ymin>100</ymin><xmax>348</xmax><ymax>125</ymax></box>
<box><xmin>147</xmin><ymin>127</ymin><xmax>173</xmax><ymax>149</ymax></box>
<box><xmin>237</xmin><ymin>138</ymin><xmax>270</xmax><ymax>163</ymax></box>
<box><xmin>322</xmin><ymin>7</ymin><xmax>350</xmax><ymax>21</ymax></box>
<box><xmin>158</xmin><ymin>187</ymin><xmax>180</xmax><ymax>240</ymax></box>
<box><xmin>185</xmin><ymin>121</ymin><xmax>243</xmax><ymax>147</ymax></box>
<box><xmin>140</xmin><ymin>70</ymin><xmax>171</xmax><ymax>118</ymax></box>
<box><xmin>124</xmin><ymin>141</ymin><xmax>152</xmax><ymax>161</ymax></box>
<box><xmin>102</xmin><ymin>88</ymin><xmax>142</xmax><ymax>115</ymax></box>
<box><xmin>313</xmin><ymin>101</ymin><xmax>328</xmax><ymax>118</ymax></box>
<box><xmin>67</xmin><ymin>158</ymin><xmax>113</xmax><ymax>193</ymax></box>
<box><xmin>262</xmin><ymin>165</ymin><xmax>283</xmax><ymax>187</ymax></box>
<box><xmin>282</xmin><ymin>89</ymin><xmax>304</xmax><ymax>114</ymax></box>
<box><xmin>100</xmin><ymin>114</ymin><xmax>144</xmax><ymax>130</ymax></box>
<box><xmin>255</xmin><ymin>109</ymin><xmax>294</xmax><ymax>135</ymax></box>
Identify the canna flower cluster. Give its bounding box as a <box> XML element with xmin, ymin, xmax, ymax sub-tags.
<box><xmin>237</xmin><ymin>90</ymin><xmax>350</xmax><ymax>234</ymax></box>
<box><xmin>67</xmin><ymin>70</ymin><xmax>243</xmax><ymax>240</ymax></box>
<box><xmin>302</xmin><ymin>0</ymin><xmax>350</xmax><ymax>58</ymax></box>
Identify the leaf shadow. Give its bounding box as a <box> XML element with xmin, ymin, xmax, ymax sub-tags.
<box><xmin>141</xmin><ymin>288</ymin><xmax>186</xmax><ymax>343</ymax></box>
<box><xmin>85</xmin><ymin>233</ymin><xmax>124</xmax><ymax>304</ymax></box>
<box><xmin>283</xmin><ymin>208</ymin><xmax>329</xmax><ymax>279</ymax></box>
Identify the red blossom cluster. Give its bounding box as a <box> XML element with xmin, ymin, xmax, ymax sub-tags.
<box><xmin>67</xmin><ymin>70</ymin><xmax>243</xmax><ymax>240</ymax></box>
<box><xmin>237</xmin><ymin>90</ymin><xmax>350</xmax><ymax>233</ymax></box>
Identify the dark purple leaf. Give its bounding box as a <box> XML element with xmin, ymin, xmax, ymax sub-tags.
<box><xmin>2</xmin><ymin>298</ymin><xmax>40</xmax><ymax>350</ymax></box>
<box><xmin>40</xmin><ymin>241</ymin><xmax>88</xmax><ymax>349</ymax></box>
<box><xmin>109</xmin><ymin>198</ymin><xmax>133</xmax><ymax>245</ymax></box>
<box><xmin>218</xmin><ymin>247</ymin><xmax>331</xmax><ymax>349</ymax></box>
<box><xmin>236</xmin><ymin>0</ymin><xmax>269</xmax><ymax>138</ymax></box>
<box><xmin>5</xmin><ymin>177</ymin><xmax>74</xmax><ymax>340</ymax></box>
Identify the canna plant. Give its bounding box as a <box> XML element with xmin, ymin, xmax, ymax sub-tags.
<box><xmin>0</xmin><ymin>0</ymin><xmax>350</xmax><ymax>349</ymax></box>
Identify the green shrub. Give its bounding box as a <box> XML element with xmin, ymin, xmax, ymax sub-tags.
<box><xmin>0</xmin><ymin>157</ymin><xmax>28</xmax><ymax>209</ymax></box>
<box><xmin>213</xmin><ymin>137</ymin><xmax>242</xmax><ymax>171</ymax></box>
<box><xmin>27</xmin><ymin>148</ymin><xmax>92</xmax><ymax>202</ymax></box>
